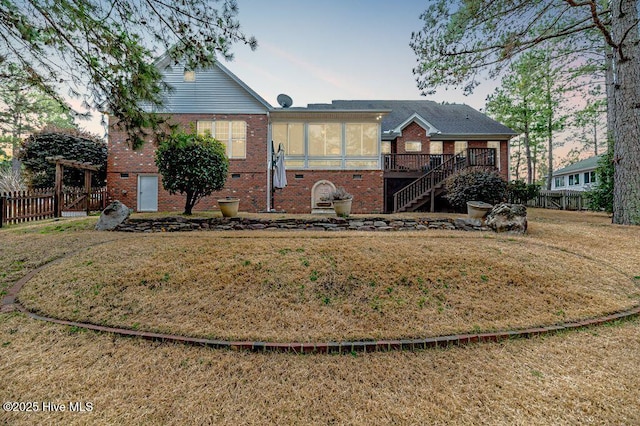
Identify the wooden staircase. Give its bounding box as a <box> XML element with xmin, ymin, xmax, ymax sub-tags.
<box><xmin>392</xmin><ymin>149</ymin><xmax>496</xmax><ymax>213</ymax></box>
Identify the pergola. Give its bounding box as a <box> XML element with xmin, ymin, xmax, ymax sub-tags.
<box><xmin>46</xmin><ymin>156</ymin><xmax>101</xmax><ymax>217</ymax></box>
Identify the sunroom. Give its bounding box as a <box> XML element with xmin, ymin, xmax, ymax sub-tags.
<box><xmin>270</xmin><ymin>109</ymin><xmax>390</xmax><ymax>170</ymax></box>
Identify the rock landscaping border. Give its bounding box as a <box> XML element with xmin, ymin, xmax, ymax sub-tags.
<box><xmin>113</xmin><ymin>216</ymin><xmax>490</xmax><ymax>233</ymax></box>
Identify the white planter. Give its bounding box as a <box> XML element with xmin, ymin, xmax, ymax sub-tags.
<box><xmin>218</xmin><ymin>198</ymin><xmax>240</xmax><ymax>217</ymax></box>
<box><xmin>467</xmin><ymin>201</ymin><xmax>493</xmax><ymax>220</ymax></box>
<box><xmin>332</xmin><ymin>199</ymin><xmax>353</xmax><ymax>217</ymax></box>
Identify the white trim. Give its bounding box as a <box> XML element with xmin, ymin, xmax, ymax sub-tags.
<box><xmin>391</xmin><ymin>113</ymin><xmax>441</xmax><ymax>136</ymax></box>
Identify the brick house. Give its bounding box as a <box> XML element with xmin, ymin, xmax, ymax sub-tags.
<box><xmin>107</xmin><ymin>60</ymin><xmax>516</xmax><ymax>214</ymax></box>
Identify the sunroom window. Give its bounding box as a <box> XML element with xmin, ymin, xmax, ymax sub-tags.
<box><xmin>272</xmin><ymin>121</ymin><xmax>380</xmax><ymax>169</ymax></box>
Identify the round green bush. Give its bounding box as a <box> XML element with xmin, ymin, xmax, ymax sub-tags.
<box><xmin>444</xmin><ymin>167</ymin><xmax>507</xmax><ymax>211</ymax></box>
<box><xmin>155</xmin><ymin>131</ymin><xmax>229</xmax><ymax>215</ymax></box>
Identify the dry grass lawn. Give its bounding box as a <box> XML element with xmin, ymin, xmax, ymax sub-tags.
<box><xmin>18</xmin><ymin>232</ymin><xmax>639</xmax><ymax>342</ymax></box>
<box><xmin>1</xmin><ymin>312</ymin><xmax>639</xmax><ymax>425</ymax></box>
<box><xmin>2</xmin><ymin>209</ymin><xmax>640</xmax><ymax>424</ymax></box>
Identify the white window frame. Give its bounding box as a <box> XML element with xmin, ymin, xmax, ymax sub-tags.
<box><xmin>554</xmin><ymin>176</ymin><xmax>565</xmax><ymax>188</ymax></box>
<box><xmin>429</xmin><ymin>141</ymin><xmax>443</xmax><ymax>155</ymax></box>
<box><xmin>197</xmin><ymin>120</ymin><xmax>247</xmax><ymax>159</ymax></box>
<box><xmin>454</xmin><ymin>141</ymin><xmax>468</xmax><ymax>156</ymax></box>
<box><xmin>405</xmin><ymin>141</ymin><xmax>422</xmax><ymax>152</ymax></box>
<box><xmin>274</xmin><ymin>121</ymin><xmax>381</xmax><ymax>170</ymax></box>
<box><xmin>568</xmin><ymin>173</ymin><xmax>580</xmax><ymax>186</ymax></box>
<box><xmin>487</xmin><ymin>141</ymin><xmax>500</xmax><ymax>170</ymax></box>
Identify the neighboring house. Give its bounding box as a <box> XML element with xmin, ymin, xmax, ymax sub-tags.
<box><xmin>551</xmin><ymin>155</ymin><xmax>602</xmax><ymax>192</ymax></box>
<box><xmin>107</xmin><ymin>60</ymin><xmax>516</xmax><ymax>214</ymax></box>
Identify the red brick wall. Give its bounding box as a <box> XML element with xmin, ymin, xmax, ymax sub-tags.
<box><xmin>394</xmin><ymin>122</ymin><xmax>431</xmax><ymax>154</ymax></box>
<box><xmin>107</xmin><ymin>113</ymin><xmax>269</xmax><ymax>212</ymax></box>
<box><xmin>466</xmin><ymin>140</ymin><xmax>509</xmax><ymax>181</ymax></box>
<box><xmin>107</xmin><ymin>115</ymin><xmax>510</xmax><ymax>214</ymax></box>
<box><xmin>391</xmin><ymin>121</ymin><xmax>510</xmax><ymax>181</ymax></box>
<box><xmin>272</xmin><ymin>170</ymin><xmax>384</xmax><ymax>214</ymax></box>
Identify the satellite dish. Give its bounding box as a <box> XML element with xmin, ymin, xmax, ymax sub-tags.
<box><xmin>277</xmin><ymin>94</ymin><xmax>293</xmax><ymax>108</ymax></box>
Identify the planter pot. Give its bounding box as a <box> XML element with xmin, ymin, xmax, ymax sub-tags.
<box><xmin>467</xmin><ymin>201</ymin><xmax>493</xmax><ymax>220</ymax></box>
<box><xmin>333</xmin><ymin>199</ymin><xmax>353</xmax><ymax>217</ymax></box>
<box><xmin>218</xmin><ymin>198</ymin><xmax>240</xmax><ymax>218</ymax></box>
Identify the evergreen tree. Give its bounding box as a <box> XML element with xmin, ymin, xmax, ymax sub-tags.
<box><xmin>411</xmin><ymin>0</ymin><xmax>640</xmax><ymax>225</ymax></box>
<box><xmin>0</xmin><ymin>0</ymin><xmax>256</xmax><ymax>150</ymax></box>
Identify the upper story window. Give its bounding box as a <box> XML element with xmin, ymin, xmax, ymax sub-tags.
<box><xmin>405</xmin><ymin>141</ymin><xmax>422</xmax><ymax>152</ymax></box>
<box><xmin>584</xmin><ymin>171</ymin><xmax>597</xmax><ymax>184</ymax></box>
<box><xmin>184</xmin><ymin>70</ymin><xmax>196</xmax><ymax>82</ymax></box>
<box><xmin>429</xmin><ymin>141</ymin><xmax>443</xmax><ymax>155</ymax></box>
<box><xmin>196</xmin><ymin>120</ymin><xmax>246</xmax><ymax>159</ymax></box>
<box><xmin>346</xmin><ymin>123</ymin><xmax>377</xmax><ymax>156</ymax></box>
<box><xmin>381</xmin><ymin>141</ymin><xmax>392</xmax><ymax>154</ymax></box>
<box><xmin>568</xmin><ymin>173</ymin><xmax>580</xmax><ymax>185</ymax></box>
<box><xmin>554</xmin><ymin>176</ymin><xmax>565</xmax><ymax>188</ymax></box>
<box><xmin>454</xmin><ymin>141</ymin><xmax>468</xmax><ymax>156</ymax></box>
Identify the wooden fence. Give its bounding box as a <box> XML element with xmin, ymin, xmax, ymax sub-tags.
<box><xmin>527</xmin><ymin>190</ymin><xmax>588</xmax><ymax>211</ymax></box>
<box><xmin>0</xmin><ymin>187</ymin><xmax>107</xmax><ymax>227</ymax></box>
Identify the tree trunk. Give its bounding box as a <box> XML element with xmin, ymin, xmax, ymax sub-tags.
<box><xmin>524</xmin><ymin>102</ymin><xmax>533</xmax><ymax>184</ymax></box>
<box><xmin>184</xmin><ymin>190</ymin><xmax>195</xmax><ymax>215</ymax></box>
<box><xmin>593</xmin><ymin>120</ymin><xmax>598</xmax><ymax>157</ymax></box>
<box><xmin>611</xmin><ymin>0</ymin><xmax>640</xmax><ymax>225</ymax></box>
<box><xmin>546</xmin><ymin>82</ymin><xmax>554</xmax><ymax>190</ymax></box>
<box><xmin>513</xmin><ymin>137</ymin><xmax>522</xmax><ymax>181</ymax></box>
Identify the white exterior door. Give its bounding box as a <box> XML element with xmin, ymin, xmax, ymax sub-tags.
<box><xmin>137</xmin><ymin>175</ymin><xmax>158</xmax><ymax>212</ymax></box>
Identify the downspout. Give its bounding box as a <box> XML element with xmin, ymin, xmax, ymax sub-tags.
<box><xmin>266</xmin><ymin>110</ymin><xmax>272</xmax><ymax>212</ymax></box>
<box><xmin>507</xmin><ymin>136</ymin><xmax>512</xmax><ymax>182</ymax></box>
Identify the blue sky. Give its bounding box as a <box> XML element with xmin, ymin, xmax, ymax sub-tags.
<box><xmin>215</xmin><ymin>0</ymin><xmax>498</xmax><ymax>109</ymax></box>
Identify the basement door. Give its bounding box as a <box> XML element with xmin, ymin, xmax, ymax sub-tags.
<box><xmin>137</xmin><ymin>175</ymin><xmax>158</xmax><ymax>212</ymax></box>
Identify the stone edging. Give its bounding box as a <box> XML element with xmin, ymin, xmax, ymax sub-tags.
<box><xmin>8</xmin><ymin>304</ymin><xmax>640</xmax><ymax>353</ymax></box>
<box><xmin>3</xmin><ymin>252</ymin><xmax>639</xmax><ymax>353</ymax></box>
<box><xmin>113</xmin><ymin>216</ymin><xmax>491</xmax><ymax>233</ymax></box>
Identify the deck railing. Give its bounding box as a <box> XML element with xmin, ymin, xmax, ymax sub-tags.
<box><xmin>383</xmin><ymin>149</ymin><xmax>496</xmax><ymax>173</ymax></box>
<box><xmin>383</xmin><ymin>154</ymin><xmax>453</xmax><ymax>172</ymax></box>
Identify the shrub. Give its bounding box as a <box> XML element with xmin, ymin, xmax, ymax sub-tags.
<box><xmin>444</xmin><ymin>167</ymin><xmax>507</xmax><ymax>211</ymax></box>
<box><xmin>330</xmin><ymin>187</ymin><xmax>353</xmax><ymax>201</ymax></box>
<box><xmin>586</xmin><ymin>148</ymin><xmax>613</xmax><ymax>214</ymax></box>
<box><xmin>19</xmin><ymin>128</ymin><xmax>107</xmax><ymax>188</ymax></box>
<box><xmin>0</xmin><ymin>167</ymin><xmax>26</xmax><ymax>193</ymax></box>
<box><xmin>506</xmin><ymin>180</ymin><xmax>540</xmax><ymax>204</ymax></box>
<box><xmin>155</xmin><ymin>131</ymin><xmax>229</xmax><ymax>215</ymax></box>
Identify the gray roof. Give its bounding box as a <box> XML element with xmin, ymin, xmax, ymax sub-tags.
<box><xmin>553</xmin><ymin>155</ymin><xmax>602</xmax><ymax>176</ymax></box>
<box><xmin>305</xmin><ymin>100</ymin><xmax>517</xmax><ymax>138</ymax></box>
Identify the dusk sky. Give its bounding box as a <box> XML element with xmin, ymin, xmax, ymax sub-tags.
<box><xmin>79</xmin><ymin>0</ymin><xmax>498</xmax><ymax>136</ymax></box>
<box><xmin>75</xmin><ymin>0</ymin><xmax>587</xmax><ymax>162</ymax></box>
<box><xmin>229</xmin><ymin>0</ymin><xmax>498</xmax><ymax>109</ymax></box>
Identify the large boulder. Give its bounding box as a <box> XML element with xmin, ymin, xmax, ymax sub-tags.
<box><xmin>486</xmin><ymin>203</ymin><xmax>527</xmax><ymax>234</ymax></box>
<box><xmin>95</xmin><ymin>200</ymin><xmax>131</xmax><ymax>231</ymax></box>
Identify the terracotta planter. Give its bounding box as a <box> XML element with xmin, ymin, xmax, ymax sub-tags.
<box><xmin>333</xmin><ymin>199</ymin><xmax>353</xmax><ymax>217</ymax></box>
<box><xmin>467</xmin><ymin>201</ymin><xmax>493</xmax><ymax>220</ymax></box>
<box><xmin>218</xmin><ymin>198</ymin><xmax>240</xmax><ymax>218</ymax></box>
